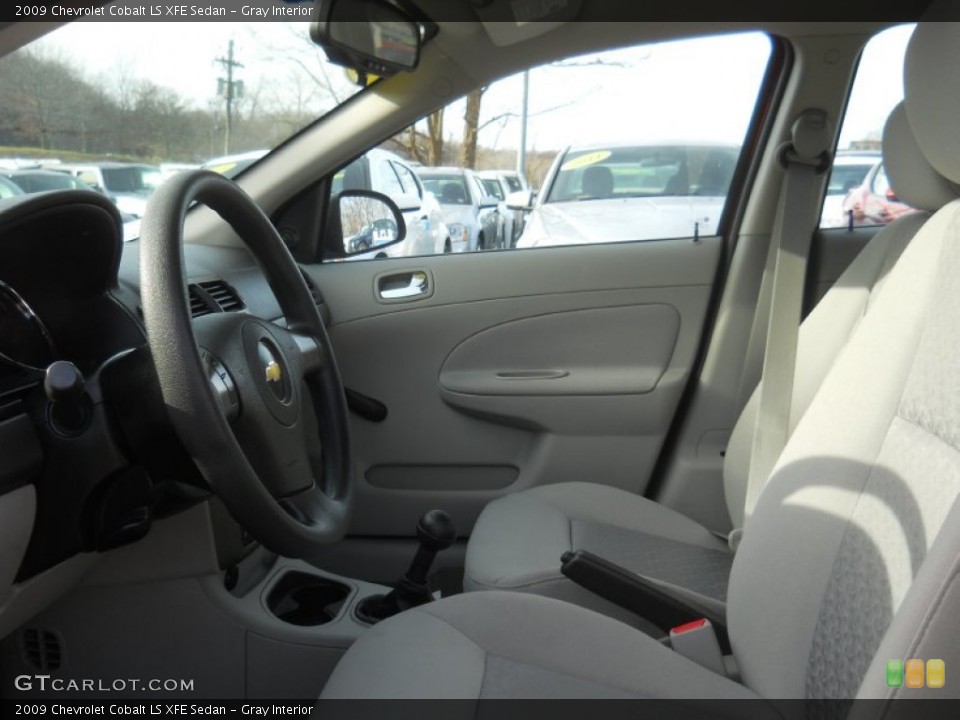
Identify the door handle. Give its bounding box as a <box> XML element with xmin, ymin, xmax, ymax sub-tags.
<box><xmin>377</xmin><ymin>271</ymin><xmax>430</xmax><ymax>301</ymax></box>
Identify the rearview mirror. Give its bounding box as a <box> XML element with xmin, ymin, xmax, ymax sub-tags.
<box><xmin>332</xmin><ymin>190</ymin><xmax>406</xmax><ymax>256</ymax></box>
<box><xmin>311</xmin><ymin>0</ymin><xmax>422</xmax><ymax>82</ymax></box>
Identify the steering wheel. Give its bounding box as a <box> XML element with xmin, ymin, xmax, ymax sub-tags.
<box><xmin>139</xmin><ymin>170</ymin><xmax>352</xmax><ymax>557</ymax></box>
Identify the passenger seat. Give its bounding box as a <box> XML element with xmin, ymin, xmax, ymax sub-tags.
<box><xmin>321</xmin><ymin>17</ymin><xmax>960</xmax><ymax>698</ymax></box>
<box><xmin>462</xmin><ymin>101</ymin><xmax>960</xmax><ymax>631</ymax></box>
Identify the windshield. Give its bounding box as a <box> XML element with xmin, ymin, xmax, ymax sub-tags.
<box><xmin>546</xmin><ymin>145</ymin><xmax>739</xmax><ymax>203</ymax></box>
<box><xmin>826</xmin><ymin>162</ymin><xmax>876</xmax><ymax>195</ymax></box>
<box><xmin>420</xmin><ymin>175</ymin><xmax>471</xmax><ymax>205</ymax></box>
<box><xmin>0</xmin><ymin>22</ymin><xmax>363</xmax><ymax>192</ymax></box>
<box><xmin>7</xmin><ymin>173</ymin><xmax>82</xmax><ymax>192</ymax></box>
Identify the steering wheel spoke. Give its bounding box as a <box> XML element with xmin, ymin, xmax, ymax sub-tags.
<box><xmin>288</xmin><ymin>329</ymin><xmax>325</xmax><ymax>377</ymax></box>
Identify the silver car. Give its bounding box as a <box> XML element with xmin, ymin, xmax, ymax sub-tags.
<box><xmin>417</xmin><ymin>167</ymin><xmax>505</xmax><ymax>252</ymax></box>
<box><xmin>515</xmin><ymin>142</ymin><xmax>739</xmax><ymax>248</ymax></box>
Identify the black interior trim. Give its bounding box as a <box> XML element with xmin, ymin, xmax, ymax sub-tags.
<box><xmin>561</xmin><ymin>549</ymin><xmax>731</xmax><ymax>653</ymax></box>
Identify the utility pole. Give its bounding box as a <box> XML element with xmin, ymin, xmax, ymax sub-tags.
<box><xmin>517</xmin><ymin>70</ymin><xmax>529</xmax><ymax>183</ymax></box>
<box><xmin>215</xmin><ymin>40</ymin><xmax>244</xmax><ymax>155</ymax></box>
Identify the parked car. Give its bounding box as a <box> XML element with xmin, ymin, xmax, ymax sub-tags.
<box><xmin>56</xmin><ymin>162</ymin><xmax>162</xmax><ymax>218</ymax></box>
<box><xmin>345</xmin><ymin>218</ymin><xmax>402</xmax><ymax>254</ymax></box>
<box><xmin>417</xmin><ymin>166</ymin><xmax>505</xmax><ymax>251</ymax></box>
<box><xmin>0</xmin><ymin>169</ymin><xmax>96</xmax><ymax>194</ymax></box>
<box><xmin>0</xmin><ymin>174</ymin><xmax>25</xmax><ymax>199</ymax></box>
<box><xmin>842</xmin><ymin>159</ymin><xmax>917</xmax><ymax>227</ymax></box>
<box><xmin>159</xmin><ymin>162</ymin><xmax>201</xmax><ymax>182</ymax></box>
<box><xmin>478</xmin><ymin>169</ymin><xmax>528</xmax><ymax>245</ymax></box>
<box><xmin>820</xmin><ymin>151</ymin><xmax>882</xmax><ymax>228</ymax></box>
<box><xmin>201</xmin><ymin>150</ymin><xmax>269</xmax><ymax>178</ymax></box>
<box><xmin>333</xmin><ymin>148</ymin><xmax>450</xmax><ymax>259</ymax></box>
<box><xmin>515</xmin><ymin>142</ymin><xmax>739</xmax><ymax>248</ymax></box>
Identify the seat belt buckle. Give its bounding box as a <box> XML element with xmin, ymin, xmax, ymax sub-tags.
<box><xmin>669</xmin><ymin>618</ymin><xmax>727</xmax><ymax>676</ymax></box>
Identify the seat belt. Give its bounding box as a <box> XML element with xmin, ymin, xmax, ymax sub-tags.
<box><xmin>729</xmin><ymin>109</ymin><xmax>832</xmax><ymax>551</ymax></box>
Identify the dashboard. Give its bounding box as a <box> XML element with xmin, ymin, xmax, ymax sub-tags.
<box><xmin>0</xmin><ymin>188</ymin><xmax>315</xmax><ymax>611</ymax></box>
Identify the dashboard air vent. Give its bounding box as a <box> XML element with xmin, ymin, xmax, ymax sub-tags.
<box><xmin>21</xmin><ymin>629</ymin><xmax>62</xmax><ymax>672</ymax></box>
<box><xmin>197</xmin><ymin>280</ymin><xmax>245</xmax><ymax>312</ymax></box>
<box><xmin>187</xmin><ymin>284</ymin><xmax>213</xmax><ymax>318</ymax></box>
<box><xmin>186</xmin><ymin>279</ymin><xmax>245</xmax><ymax>318</ymax></box>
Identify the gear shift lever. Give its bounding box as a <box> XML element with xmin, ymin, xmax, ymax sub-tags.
<box><xmin>355</xmin><ymin>510</ymin><xmax>456</xmax><ymax>624</ymax></box>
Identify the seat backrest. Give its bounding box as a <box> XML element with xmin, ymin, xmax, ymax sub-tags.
<box><xmin>727</xmin><ymin>19</ymin><xmax>960</xmax><ymax>699</ymax></box>
<box><xmin>582</xmin><ymin>165</ymin><xmax>614</xmax><ymax>198</ymax></box>
<box><xmin>441</xmin><ymin>182</ymin><xmax>467</xmax><ymax>204</ymax></box>
<box><xmin>341</xmin><ymin>160</ymin><xmax>366</xmax><ymax>191</ymax></box>
<box><xmin>722</xmin><ymin>101</ymin><xmax>960</xmax><ymax>530</ymax></box>
<box><xmin>663</xmin><ymin>165</ymin><xmax>689</xmax><ymax>195</ymax></box>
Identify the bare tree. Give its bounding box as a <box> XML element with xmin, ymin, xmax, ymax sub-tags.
<box><xmin>460</xmin><ymin>88</ymin><xmax>486</xmax><ymax>169</ymax></box>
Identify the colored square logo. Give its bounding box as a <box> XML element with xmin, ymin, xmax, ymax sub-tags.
<box><xmin>886</xmin><ymin>659</ymin><xmax>904</xmax><ymax>688</ymax></box>
<box><xmin>927</xmin><ymin>659</ymin><xmax>945</xmax><ymax>689</ymax></box>
<box><xmin>906</xmin><ymin>659</ymin><xmax>925</xmax><ymax>689</ymax></box>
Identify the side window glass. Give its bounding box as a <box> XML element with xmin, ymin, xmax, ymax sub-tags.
<box><xmin>340</xmin><ymin>32</ymin><xmax>771</xmax><ymax>261</ymax></box>
<box><xmin>377</xmin><ymin>159</ymin><xmax>405</xmax><ymax>199</ymax></box>
<box><xmin>481</xmin><ymin>178</ymin><xmax>505</xmax><ymax>201</ymax></box>
<box><xmin>503</xmin><ymin>175</ymin><xmax>522</xmax><ymax>193</ymax></box>
<box><xmin>820</xmin><ymin>24</ymin><xmax>916</xmax><ymax>229</ymax></box>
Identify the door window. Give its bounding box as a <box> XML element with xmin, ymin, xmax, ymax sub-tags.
<box><xmin>820</xmin><ymin>24</ymin><xmax>917</xmax><ymax>229</ymax></box>
<box><xmin>339</xmin><ymin>31</ymin><xmax>772</xmax><ymax>259</ymax></box>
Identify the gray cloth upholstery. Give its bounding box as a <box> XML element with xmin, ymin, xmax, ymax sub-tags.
<box><xmin>321</xmin><ymin>591</ymin><xmax>767</xmax><ymax>701</ymax></box>
<box><xmin>905</xmin><ymin>21</ymin><xmax>960</xmax><ymax>185</ymax></box>
<box><xmin>729</xmin><ymin>199</ymin><xmax>960</xmax><ymax>698</ymax></box>
<box><xmin>882</xmin><ymin>103</ymin><xmax>960</xmax><ymax>212</ymax></box>
<box><xmin>464</xmin><ymin>482</ymin><xmax>729</xmax><ymax>630</ymax></box>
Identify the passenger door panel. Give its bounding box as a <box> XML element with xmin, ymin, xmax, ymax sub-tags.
<box><xmin>310</xmin><ymin>237</ymin><xmax>719</xmax><ymax>536</ymax></box>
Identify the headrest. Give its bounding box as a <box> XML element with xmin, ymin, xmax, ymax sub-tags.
<box><xmin>883</xmin><ymin>102</ymin><xmax>960</xmax><ymax>212</ymax></box>
<box><xmin>582</xmin><ymin>166</ymin><xmax>613</xmax><ymax>197</ymax></box>
<box><xmin>905</xmin><ymin>17</ymin><xmax>960</xmax><ymax>184</ymax></box>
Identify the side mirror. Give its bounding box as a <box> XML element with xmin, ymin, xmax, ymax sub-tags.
<box><xmin>331</xmin><ymin>190</ymin><xmax>406</xmax><ymax>256</ymax></box>
<box><xmin>393</xmin><ymin>192</ymin><xmax>422</xmax><ymax>213</ymax></box>
<box><xmin>311</xmin><ymin>0</ymin><xmax>421</xmax><ymax>82</ymax></box>
<box><xmin>479</xmin><ymin>195</ymin><xmax>500</xmax><ymax>210</ymax></box>
<box><xmin>506</xmin><ymin>190</ymin><xmax>535</xmax><ymax>211</ymax></box>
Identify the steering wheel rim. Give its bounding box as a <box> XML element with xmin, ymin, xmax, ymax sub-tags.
<box><xmin>139</xmin><ymin>170</ymin><xmax>352</xmax><ymax>556</ymax></box>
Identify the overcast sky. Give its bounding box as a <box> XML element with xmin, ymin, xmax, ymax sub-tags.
<box><xmin>41</xmin><ymin>21</ymin><xmax>914</xmax><ymax>155</ymax></box>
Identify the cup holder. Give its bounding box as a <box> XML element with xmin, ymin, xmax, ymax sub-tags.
<box><xmin>266</xmin><ymin>572</ymin><xmax>351</xmax><ymax>626</ymax></box>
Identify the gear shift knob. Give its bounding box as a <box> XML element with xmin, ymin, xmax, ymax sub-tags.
<box><xmin>417</xmin><ymin>509</ymin><xmax>456</xmax><ymax>551</ymax></box>
<box><xmin>407</xmin><ymin>510</ymin><xmax>456</xmax><ymax>587</ymax></box>
<box><xmin>354</xmin><ymin>509</ymin><xmax>457</xmax><ymax>625</ymax></box>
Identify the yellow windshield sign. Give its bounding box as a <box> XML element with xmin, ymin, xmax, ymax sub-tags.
<box><xmin>561</xmin><ymin>150</ymin><xmax>612</xmax><ymax>172</ymax></box>
<box><xmin>208</xmin><ymin>162</ymin><xmax>238</xmax><ymax>175</ymax></box>
<box><xmin>346</xmin><ymin>68</ymin><xmax>381</xmax><ymax>86</ymax></box>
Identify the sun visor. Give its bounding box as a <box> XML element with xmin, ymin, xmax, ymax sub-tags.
<box><xmin>477</xmin><ymin>0</ymin><xmax>582</xmax><ymax>47</ymax></box>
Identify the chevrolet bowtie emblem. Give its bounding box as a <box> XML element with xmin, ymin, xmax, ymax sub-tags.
<box><xmin>265</xmin><ymin>360</ymin><xmax>282</xmax><ymax>383</ymax></box>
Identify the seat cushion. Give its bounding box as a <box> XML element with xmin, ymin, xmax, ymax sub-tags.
<box><xmin>464</xmin><ymin>482</ymin><xmax>731</xmax><ymax>630</ymax></box>
<box><xmin>320</xmin><ymin>591</ymin><xmax>764</xmax><ymax>701</ymax></box>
